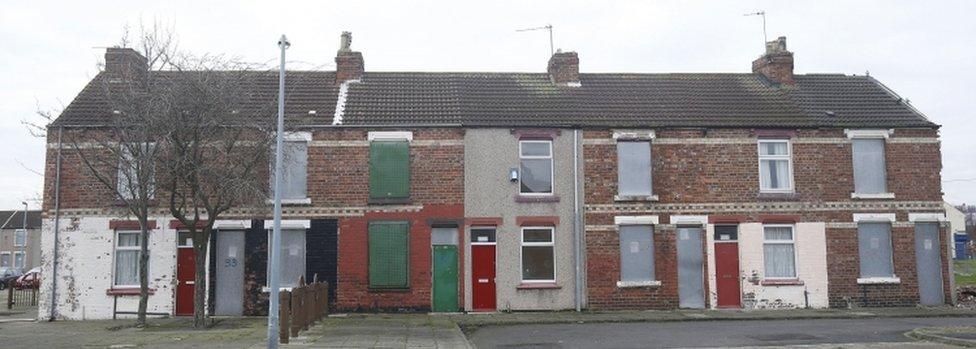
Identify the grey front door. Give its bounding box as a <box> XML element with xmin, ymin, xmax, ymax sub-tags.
<box><xmin>677</xmin><ymin>226</ymin><xmax>705</xmax><ymax>309</ymax></box>
<box><xmin>215</xmin><ymin>230</ymin><xmax>245</xmax><ymax>316</ymax></box>
<box><xmin>915</xmin><ymin>223</ymin><xmax>945</xmax><ymax>306</ymax></box>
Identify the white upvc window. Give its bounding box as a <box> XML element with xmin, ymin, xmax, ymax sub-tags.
<box><xmin>113</xmin><ymin>231</ymin><xmax>143</xmax><ymax>287</ymax></box>
<box><xmin>519</xmin><ymin>140</ymin><xmax>554</xmax><ymax>195</ymax></box>
<box><xmin>117</xmin><ymin>143</ymin><xmax>156</xmax><ymax>200</ymax></box>
<box><xmin>0</xmin><ymin>252</ymin><xmax>9</xmax><ymax>267</ymax></box>
<box><xmin>520</xmin><ymin>227</ymin><xmax>555</xmax><ymax>282</ymax></box>
<box><xmin>763</xmin><ymin>225</ymin><xmax>797</xmax><ymax>279</ymax></box>
<box><xmin>13</xmin><ymin>251</ymin><xmax>24</xmax><ymax>269</ymax></box>
<box><xmin>758</xmin><ymin>139</ymin><xmax>794</xmax><ymax>192</ymax></box>
<box><xmin>14</xmin><ymin>229</ymin><xmax>26</xmax><ymax>247</ymax></box>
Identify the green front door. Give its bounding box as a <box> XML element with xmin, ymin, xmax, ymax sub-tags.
<box><xmin>432</xmin><ymin>245</ymin><xmax>459</xmax><ymax>312</ymax></box>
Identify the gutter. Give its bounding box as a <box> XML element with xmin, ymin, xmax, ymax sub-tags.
<box><xmin>49</xmin><ymin>126</ymin><xmax>63</xmax><ymax>322</ymax></box>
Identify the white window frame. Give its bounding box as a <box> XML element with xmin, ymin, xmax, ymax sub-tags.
<box><xmin>0</xmin><ymin>252</ymin><xmax>9</xmax><ymax>267</ymax></box>
<box><xmin>113</xmin><ymin>230</ymin><xmax>144</xmax><ymax>288</ymax></box>
<box><xmin>12</xmin><ymin>251</ymin><xmax>24</xmax><ymax>269</ymax></box>
<box><xmin>757</xmin><ymin>139</ymin><xmax>795</xmax><ymax>193</ymax></box>
<box><xmin>520</xmin><ymin>226</ymin><xmax>555</xmax><ymax>283</ymax></box>
<box><xmin>518</xmin><ymin>140</ymin><xmax>555</xmax><ymax>196</ymax></box>
<box><xmin>762</xmin><ymin>224</ymin><xmax>798</xmax><ymax>280</ymax></box>
<box><xmin>13</xmin><ymin>229</ymin><xmax>26</xmax><ymax>247</ymax></box>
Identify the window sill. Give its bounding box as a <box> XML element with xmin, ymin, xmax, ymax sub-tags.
<box><xmin>106</xmin><ymin>287</ymin><xmax>156</xmax><ymax>296</ymax></box>
<box><xmin>261</xmin><ymin>286</ymin><xmax>299</xmax><ymax>292</ymax></box>
<box><xmin>851</xmin><ymin>192</ymin><xmax>895</xmax><ymax>199</ymax></box>
<box><xmin>516</xmin><ymin>282</ymin><xmax>561</xmax><ymax>290</ymax></box>
<box><xmin>367</xmin><ymin>197</ymin><xmax>412</xmax><ymax>205</ymax></box>
<box><xmin>367</xmin><ymin>287</ymin><xmax>412</xmax><ymax>293</ymax></box>
<box><xmin>616</xmin><ymin>280</ymin><xmax>662</xmax><ymax>288</ymax></box>
<box><xmin>515</xmin><ymin>195</ymin><xmax>560</xmax><ymax>203</ymax></box>
<box><xmin>857</xmin><ymin>277</ymin><xmax>901</xmax><ymax>285</ymax></box>
<box><xmin>760</xmin><ymin>279</ymin><xmax>804</xmax><ymax>286</ymax></box>
<box><xmin>266</xmin><ymin>198</ymin><xmax>312</xmax><ymax>205</ymax></box>
<box><xmin>614</xmin><ymin>194</ymin><xmax>659</xmax><ymax>202</ymax></box>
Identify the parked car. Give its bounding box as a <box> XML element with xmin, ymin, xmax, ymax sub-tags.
<box><xmin>0</xmin><ymin>267</ymin><xmax>23</xmax><ymax>290</ymax></box>
<box><xmin>13</xmin><ymin>267</ymin><xmax>39</xmax><ymax>290</ymax></box>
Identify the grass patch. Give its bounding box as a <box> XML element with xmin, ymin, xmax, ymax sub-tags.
<box><xmin>955</xmin><ymin>259</ymin><xmax>976</xmax><ymax>287</ymax></box>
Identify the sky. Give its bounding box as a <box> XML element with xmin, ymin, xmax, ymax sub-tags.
<box><xmin>1</xmin><ymin>0</ymin><xmax>974</xmax><ymax>210</ymax></box>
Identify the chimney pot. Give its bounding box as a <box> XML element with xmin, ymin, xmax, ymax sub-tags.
<box><xmin>335</xmin><ymin>32</ymin><xmax>364</xmax><ymax>84</ymax></box>
<box><xmin>752</xmin><ymin>36</ymin><xmax>794</xmax><ymax>85</ymax></box>
<box><xmin>548</xmin><ymin>51</ymin><xmax>580</xmax><ymax>86</ymax></box>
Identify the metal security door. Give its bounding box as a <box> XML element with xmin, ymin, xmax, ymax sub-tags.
<box><xmin>915</xmin><ymin>223</ymin><xmax>945</xmax><ymax>305</ymax></box>
<box><xmin>432</xmin><ymin>227</ymin><xmax>459</xmax><ymax>312</ymax></box>
<box><xmin>215</xmin><ymin>230</ymin><xmax>245</xmax><ymax>315</ymax></box>
<box><xmin>677</xmin><ymin>227</ymin><xmax>705</xmax><ymax>309</ymax></box>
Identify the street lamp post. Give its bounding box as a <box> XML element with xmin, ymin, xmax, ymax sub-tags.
<box><xmin>267</xmin><ymin>34</ymin><xmax>290</xmax><ymax>348</ymax></box>
<box><xmin>20</xmin><ymin>201</ymin><xmax>27</xmax><ymax>269</ymax></box>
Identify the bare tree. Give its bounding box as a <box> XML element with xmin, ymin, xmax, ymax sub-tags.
<box><xmin>156</xmin><ymin>55</ymin><xmax>277</xmax><ymax>328</ymax></box>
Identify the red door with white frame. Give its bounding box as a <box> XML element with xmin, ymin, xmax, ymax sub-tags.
<box><xmin>714</xmin><ymin>225</ymin><xmax>741</xmax><ymax>308</ymax></box>
<box><xmin>470</xmin><ymin>227</ymin><xmax>496</xmax><ymax>311</ymax></box>
<box><xmin>176</xmin><ymin>236</ymin><xmax>195</xmax><ymax>316</ymax></box>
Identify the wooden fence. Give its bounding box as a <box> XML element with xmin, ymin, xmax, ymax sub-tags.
<box><xmin>278</xmin><ymin>276</ymin><xmax>329</xmax><ymax>344</ymax></box>
<box><xmin>6</xmin><ymin>284</ymin><xmax>38</xmax><ymax>310</ymax></box>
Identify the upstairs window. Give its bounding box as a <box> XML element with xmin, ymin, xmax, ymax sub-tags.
<box><xmin>271</xmin><ymin>133</ymin><xmax>310</xmax><ymax>202</ymax></box>
<box><xmin>763</xmin><ymin>225</ymin><xmax>797</xmax><ymax>278</ymax></box>
<box><xmin>852</xmin><ymin>138</ymin><xmax>887</xmax><ymax>195</ymax></box>
<box><xmin>519</xmin><ymin>140</ymin><xmax>553</xmax><ymax>195</ymax></box>
<box><xmin>14</xmin><ymin>229</ymin><xmax>26</xmax><ymax>247</ymax></box>
<box><xmin>617</xmin><ymin>141</ymin><xmax>652</xmax><ymax>198</ymax></box>
<box><xmin>117</xmin><ymin>143</ymin><xmax>156</xmax><ymax>200</ymax></box>
<box><xmin>369</xmin><ymin>132</ymin><xmax>411</xmax><ymax>202</ymax></box>
<box><xmin>758</xmin><ymin>140</ymin><xmax>793</xmax><ymax>192</ymax></box>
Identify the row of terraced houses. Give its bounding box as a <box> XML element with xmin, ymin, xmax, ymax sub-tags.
<box><xmin>38</xmin><ymin>33</ymin><xmax>951</xmax><ymax>320</ymax></box>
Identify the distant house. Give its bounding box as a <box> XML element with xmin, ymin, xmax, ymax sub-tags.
<box><xmin>0</xmin><ymin>210</ymin><xmax>42</xmax><ymax>270</ymax></box>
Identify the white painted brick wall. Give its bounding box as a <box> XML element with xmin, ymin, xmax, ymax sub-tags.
<box><xmin>707</xmin><ymin>222</ymin><xmax>829</xmax><ymax>309</ymax></box>
<box><xmin>38</xmin><ymin>216</ymin><xmax>179</xmax><ymax>320</ymax></box>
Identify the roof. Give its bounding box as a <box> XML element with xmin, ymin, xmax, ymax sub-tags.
<box><xmin>0</xmin><ymin>211</ymin><xmax>42</xmax><ymax>230</ymax></box>
<box><xmin>52</xmin><ymin>71</ymin><xmax>937</xmax><ymax>129</ymax></box>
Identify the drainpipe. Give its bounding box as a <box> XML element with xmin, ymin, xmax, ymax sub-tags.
<box><xmin>49</xmin><ymin>126</ymin><xmax>63</xmax><ymax>321</ymax></box>
<box><xmin>572</xmin><ymin>129</ymin><xmax>582</xmax><ymax>312</ymax></box>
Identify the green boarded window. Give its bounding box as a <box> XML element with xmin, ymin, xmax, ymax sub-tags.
<box><xmin>369</xmin><ymin>141</ymin><xmax>410</xmax><ymax>200</ymax></box>
<box><xmin>369</xmin><ymin>221</ymin><xmax>409</xmax><ymax>289</ymax></box>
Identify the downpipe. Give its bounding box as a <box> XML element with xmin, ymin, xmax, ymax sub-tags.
<box><xmin>573</xmin><ymin>129</ymin><xmax>582</xmax><ymax>312</ymax></box>
<box><xmin>49</xmin><ymin>126</ymin><xmax>63</xmax><ymax>321</ymax></box>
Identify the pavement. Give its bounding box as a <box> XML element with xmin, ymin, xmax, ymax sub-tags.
<box><xmin>282</xmin><ymin>314</ymin><xmax>470</xmax><ymax>348</ymax></box>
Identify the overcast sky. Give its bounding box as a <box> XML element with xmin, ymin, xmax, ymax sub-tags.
<box><xmin>1</xmin><ymin>0</ymin><xmax>974</xmax><ymax>210</ymax></box>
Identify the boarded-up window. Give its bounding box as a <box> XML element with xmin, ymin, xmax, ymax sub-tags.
<box><xmin>369</xmin><ymin>221</ymin><xmax>410</xmax><ymax>288</ymax></box>
<box><xmin>268</xmin><ymin>229</ymin><xmax>306</xmax><ymax>288</ymax></box>
<box><xmin>369</xmin><ymin>141</ymin><xmax>410</xmax><ymax>200</ymax></box>
<box><xmin>619</xmin><ymin>225</ymin><xmax>655</xmax><ymax>282</ymax></box>
<box><xmin>617</xmin><ymin>141</ymin><xmax>652</xmax><ymax>196</ymax></box>
<box><xmin>270</xmin><ymin>141</ymin><xmax>308</xmax><ymax>200</ymax></box>
<box><xmin>852</xmin><ymin>138</ymin><xmax>887</xmax><ymax>194</ymax></box>
<box><xmin>857</xmin><ymin>222</ymin><xmax>894</xmax><ymax>278</ymax></box>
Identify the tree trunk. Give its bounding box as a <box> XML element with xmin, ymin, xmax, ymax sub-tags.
<box><xmin>136</xmin><ymin>216</ymin><xmax>150</xmax><ymax>327</ymax></box>
<box><xmin>192</xmin><ymin>230</ymin><xmax>209</xmax><ymax>328</ymax></box>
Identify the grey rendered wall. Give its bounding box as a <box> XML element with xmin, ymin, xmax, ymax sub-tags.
<box><xmin>463</xmin><ymin>129</ymin><xmax>579</xmax><ymax>311</ymax></box>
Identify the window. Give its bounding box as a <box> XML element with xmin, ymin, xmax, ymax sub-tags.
<box><xmin>369</xmin><ymin>140</ymin><xmax>410</xmax><ymax>201</ymax></box>
<box><xmin>763</xmin><ymin>225</ymin><xmax>796</xmax><ymax>278</ymax></box>
<box><xmin>857</xmin><ymin>222</ymin><xmax>894</xmax><ymax>278</ymax></box>
<box><xmin>471</xmin><ymin>228</ymin><xmax>496</xmax><ymax>244</ymax></box>
<box><xmin>519</xmin><ymin>140</ymin><xmax>553</xmax><ymax>195</ymax></box>
<box><xmin>368</xmin><ymin>221</ymin><xmax>409</xmax><ymax>289</ymax></box>
<box><xmin>758</xmin><ymin>140</ymin><xmax>793</xmax><ymax>192</ymax></box>
<box><xmin>117</xmin><ymin>143</ymin><xmax>156</xmax><ymax>200</ymax></box>
<box><xmin>113</xmin><ymin>231</ymin><xmax>143</xmax><ymax>287</ymax></box>
<box><xmin>714</xmin><ymin>225</ymin><xmax>738</xmax><ymax>242</ymax></box>
<box><xmin>617</xmin><ymin>141</ymin><xmax>652</xmax><ymax>197</ymax></box>
<box><xmin>271</xmin><ymin>140</ymin><xmax>309</xmax><ymax>201</ymax></box>
<box><xmin>267</xmin><ymin>229</ymin><xmax>306</xmax><ymax>288</ymax></box>
<box><xmin>852</xmin><ymin>138</ymin><xmax>887</xmax><ymax>195</ymax></box>
<box><xmin>0</xmin><ymin>252</ymin><xmax>9</xmax><ymax>267</ymax></box>
<box><xmin>619</xmin><ymin>225</ymin><xmax>655</xmax><ymax>283</ymax></box>
<box><xmin>521</xmin><ymin>227</ymin><xmax>555</xmax><ymax>282</ymax></box>
<box><xmin>14</xmin><ymin>229</ymin><xmax>26</xmax><ymax>247</ymax></box>
<box><xmin>13</xmin><ymin>252</ymin><xmax>24</xmax><ymax>269</ymax></box>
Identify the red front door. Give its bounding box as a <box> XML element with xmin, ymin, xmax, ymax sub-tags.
<box><xmin>715</xmin><ymin>242</ymin><xmax>741</xmax><ymax>308</ymax></box>
<box><xmin>176</xmin><ymin>247</ymin><xmax>195</xmax><ymax>316</ymax></box>
<box><xmin>471</xmin><ymin>244</ymin><xmax>496</xmax><ymax>311</ymax></box>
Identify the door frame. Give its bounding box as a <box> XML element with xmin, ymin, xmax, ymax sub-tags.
<box><xmin>430</xmin><ymin>226</ymin><xmax>460</xmax><ymax>313</ymax></box>
<box><xmin>713</xmin><ymin>224</ymin><xmax>741</xmax><ymax>308</ymax></box>
<box><xmin>175</xmin><ymin>231</ymin><xmax>195</xmax><ymax>316</ymax></box>
<box><xmin>468</xmin><ymin>235</ymin><xmax>498</xmax><ymax>313</ymax></box>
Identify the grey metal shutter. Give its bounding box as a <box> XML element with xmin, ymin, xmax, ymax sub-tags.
<box><xmin>857</xmin><ymin>222</ymin><xmax>894</xmax><ymax>278</ymax></box>
<box><xmin>619</xmin><ymin>225</ymin><xmax>655</xmax><ymax>282</ymax></box>
<box><xmin>852</xmin><ymin>139</ymin><xmax>887</xmax><ymax>194</ymax></box>
<box><xmin>617</xmin><ymin>141</ymin><xmax>652</xmax><ymax>196</ymax></box>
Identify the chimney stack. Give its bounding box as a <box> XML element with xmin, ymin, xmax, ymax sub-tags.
<box><xmin>335</xmin><ymin>31</ymin><xmax>364</xmax><ymax>84</ymax></box>
<box><xmin>752</xmin><ymin>36</ymin><xmax>794</xmax><ymax>85</ymax></box>
<box><xmin>548</xmin><ymin>50</ymin><xmax>580</xmax><ymax>86</ymax></box>
<box><xmin>104</xmin><ymin>47</ymin><xmax>148</xmax><ymax>79</ymax></box>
